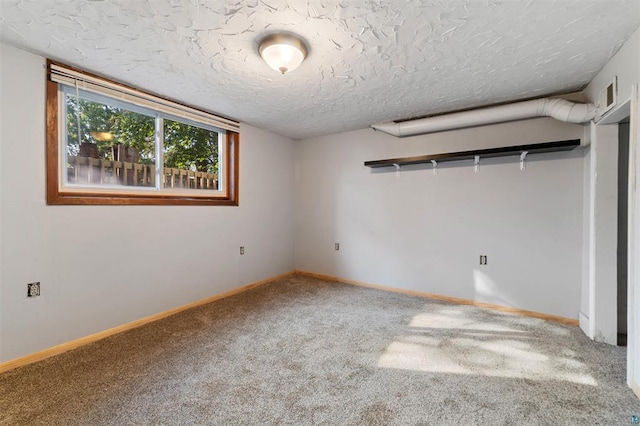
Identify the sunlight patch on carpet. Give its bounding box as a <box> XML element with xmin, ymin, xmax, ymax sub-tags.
<box><xmin>377</xmin><ymin>335</ymin><xmax>598</xmax><ymax>386</ymax></box>
<box><xmin>409</xmin><ymin>312</ymin><xmax>524</xmax><ymax>333</ymax></box>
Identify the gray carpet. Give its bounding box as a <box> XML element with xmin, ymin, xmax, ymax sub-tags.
<box><xmin>1</xmin><ymin>274</ymin><xmax>638</xmax><ymax>425</ymax></box>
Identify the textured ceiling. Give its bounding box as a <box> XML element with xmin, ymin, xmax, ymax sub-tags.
<box><xmin>1</xmin><ymin>0</ymin><xmax>639</xmax><ymax>140</ymax></box>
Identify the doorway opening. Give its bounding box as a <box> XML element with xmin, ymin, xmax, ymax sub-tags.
<box><xmin>618</xmin><ymin>116</ymin><xmax>630</xmax><ymax>346</ymax></box>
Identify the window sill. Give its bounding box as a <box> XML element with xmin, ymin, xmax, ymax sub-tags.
<box><xmin>47</xmin><ymin>191</ymin><xmax>239</xmax><ymax>206</ymax></box>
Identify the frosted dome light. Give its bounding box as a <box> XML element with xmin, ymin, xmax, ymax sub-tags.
<box><xmin>259</xmin><ymin>33</ymin><xmax>308</xmax><ymax>74</ymax></box>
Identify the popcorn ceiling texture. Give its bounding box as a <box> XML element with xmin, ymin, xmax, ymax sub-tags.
<box><xmin>0</xmin><ymin>0</ymin><xmax>638</xmax><ymax>139</ymax></box>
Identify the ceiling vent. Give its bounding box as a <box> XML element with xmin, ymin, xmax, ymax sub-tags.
<box><xmin>597</xmin><ymin>76</ymin><xmax>617</xmax><ymax>119</ymax></box>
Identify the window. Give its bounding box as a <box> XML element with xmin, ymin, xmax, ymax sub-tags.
<box><xmin>46</xmin><ymin>60</ymin><xmax>239</xmax><ymax>205</ymax></box>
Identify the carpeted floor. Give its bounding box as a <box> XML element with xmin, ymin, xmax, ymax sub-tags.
<box><xmin>1</xmin><ymin>274</ymin><xmax>639</xmax><ymax>425</ymax></box>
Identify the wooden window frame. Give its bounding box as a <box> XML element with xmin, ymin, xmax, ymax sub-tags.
<box><xmin>46</xmin><ymin>61</ymin><xmax>239</xmax><ymax>206</ymax></box>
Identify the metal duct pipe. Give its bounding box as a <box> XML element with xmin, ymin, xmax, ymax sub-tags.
<box><xmin>371</xmin><ymin>98</ymin><xmax>596</xmax><ymax>137</ymax></box>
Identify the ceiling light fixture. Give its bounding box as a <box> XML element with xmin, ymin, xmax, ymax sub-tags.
<box><xmin>258</xmin><ymin>33</ymin><xmax>308</xmax><ymax>75</ymax></box>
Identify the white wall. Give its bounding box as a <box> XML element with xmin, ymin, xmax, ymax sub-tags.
<box><xmin>587</xmin><ymin>123</ymin><xmax>619</xmax><ymax>344</ymax></box>
<box><xmin>0</xmin><ymin>43</ymin><xmax>296</xmax><ymax>363</ymax></box>
<box><xmin>0</xmin><ymin>42</ymin><xmax>4</xmax><ymax>362</ymax></box>
<box><xmin>295</xmin><ymin>119</ymin><xmax>584</xmax><ymax>319</ymax></box>
<box><xmin>581</xmin><ymin>127</ymin><xmax>592</xmax><ymax>330</ymax></box>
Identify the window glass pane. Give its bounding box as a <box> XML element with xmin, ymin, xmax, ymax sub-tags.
<box><xmin>65</xmin><ymin>92</ymin><xmax>156</xmax><ymax>188</ymax></box>
<box><xmin>163</xmin><ymin>118</ymin><xmax>220</xmax><ymax>191</ymax></box>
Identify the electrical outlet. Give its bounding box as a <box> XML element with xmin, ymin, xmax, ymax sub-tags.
<box><xmin>27</xmin><ymin>282</ymin><xmax>40</xmax><ymax>298</ymax></box>
<box><xmin>335</xmin><ymin>243</ymin><xmax>340</xmax><ymax>251</ymax></box>
<box><xmin>479</xmin><ymin>255</ymin><xmax>487</xmax><ymax>265</ymax></box>
<box><xmin>240</xmin><ymin>246</ymin><xmax>245</xmax><ymax>255</ymax></box>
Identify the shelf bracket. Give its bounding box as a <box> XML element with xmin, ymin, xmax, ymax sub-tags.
<box><xmin>520</xmin><ymin>151</ymin><xmax>528</xmax><ymax>171</ymax></box>
<box><xmin>430</xmin><ymin>160</ymin><xmax>438</xmax><ymax>175</ymax></box>
<box><xmin>393</xmin><ymin>163</ymin><xmax>401</xmax><ymax>177</ymax></box>
<box><xmin>474</xmin><ymin>155</ymin><xmax>480</xmax><ymax>174</ymax></box>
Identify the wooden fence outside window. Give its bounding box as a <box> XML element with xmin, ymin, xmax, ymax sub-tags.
<box><xmin>66</xmin><ymin>156</ymin><xmax>218</xmax><ymax>190</ymax></box>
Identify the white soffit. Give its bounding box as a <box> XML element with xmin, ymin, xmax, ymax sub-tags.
<box><xmin>0</xmin><ymin>0</ymin><xmax>639</xmax><ymax>140</ymax></box>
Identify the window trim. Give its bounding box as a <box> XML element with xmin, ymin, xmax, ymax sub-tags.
<box><xmin>46</xmin><ymin>60</ymin><xmax>239</xmax><ymax>206</ymax></box>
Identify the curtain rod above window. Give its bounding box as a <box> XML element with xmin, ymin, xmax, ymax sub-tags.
<box><xmin>48</xmin><ymin>61</ymin><xmax>240</xmax><ymax>133</ymax></box>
